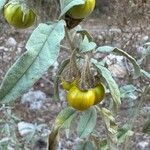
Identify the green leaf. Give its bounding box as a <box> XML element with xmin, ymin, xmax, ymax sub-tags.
<box><xmin>59</xmin><ymin>0</ymin><xmax>85</xmax><ymax>18</ymax></box>
<box><xmin>117</xmin><ymin>127</ymin><xmax>134</xmax><ymax>144</ymax></box>
<box><xmin>55</xmin><ymin>107</ymin><xmax>77</xmax><ymax>129</ymax></box>
<box><xmin>99</xmin><ymin>139</ymin><xmax>108</xmax><ymax>150</ymax></box>
<box><xmin>99</xmin><ymin>107</ymin><xmax>118</xmax><ymax>150</ymax></box>
<box><xmin>101</xmin><ymin>108</ymin><xmax>117</xmax><ymax>134</ymax></box>
<box><xmin>77</xmin><ymin>29</ymin><xmax>93</xmax><ymax>41</ymax></box>
<box><xmin>96</xmin><ymin>46</ymin><xmax>141</xmax><ymax>79</ymax></box>
<box><xmin>0</xmin><ymin>20</ymin><xmax>65</xmax><ymax>104</ymax></box>
<box><xmin>0</xmin><ymin>0</ymin><xmax>6</xmax><ymax>9</ymax></box>
<box><xmin>77</xmin><ymin>107</ymin><xmax>97</xmax><ymax>138</ymax></box>
<box><xmin>97</xmin><ymin>46</ymin><xmax>114</xmax><ymax>53</ymax></box>
<box><xmin>141</xmin><ymin>69</ymin><xmax>150</xmax><ymax>78</ymax></box>
<box><xmin>79</xmin><ymin>35</ymin><xmax>96</xmax><ymax>52</ymax></box>
<box><xmin>143</xmin><ymin>119</ymin><xmax>150</xmax><ymax>134</ymax></box>
<box><xmin>120</xmin><ymin>84</ymin><xmax>137</xmax><ymax>99</ymax></box>
<box><xmin>76</xmin><ymin>141</ymin><xmax>95</xmax><ymax>150</ymax></box>
<box><xmin>92</xmin><ymin>60</ymin><xmax>121</xmax><ymax>109</ymax></box>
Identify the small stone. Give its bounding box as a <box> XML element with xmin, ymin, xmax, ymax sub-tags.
<box><xmin>21</xmin><ymin>90</ymin><xmax>46</xmax><ymax>110</ymax></box>
<box><xmin>103</xmin><ymin>54</ymin><xmax>127</xmax><ymax>78</ymax></box>
<box><xmin>18</xmin><ymin>122</ymin><xmax>35</xmax><ymax>136</ymax></box>
<box><xmin>6</xmin><ymin>37</ymin><xmax>17</xmax><ymax>47</ymax></box>
<box><xmin>137</xmin><ymin>141</ymin><xmax>149</xmax><ymax>150</ymax></box>
<box><xmin>0</xmin><ymin>46</ymin><xmax>9</xmax><ymax>52</ymax></box>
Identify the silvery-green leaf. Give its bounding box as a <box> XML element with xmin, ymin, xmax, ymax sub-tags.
<box><xmin>77</xmin><ymin>29</ymin><xmax>93</xmax><ymax>41</ymax></box>
<box><xmin>92</xmin><ymin>60</ymin><xmax>121</xmax><ymax>110</ymax></box>
<box><xmin>55</xmin><ymin>107</ymin><xmax>77</xmax><ymax>129</ymax></box>
<box><xmin>77</xmin><ymin>107</ymin><xmax>97</xmax><ymax>138</ymax></box>
<box><xmin>0</xmin><ymin>20</ymin><xmax>65</xmax><ymax>103</ymax></box>
<box><xmin>0</xmin><ymin>0</ymin><xmax>6</xmax><ymax>9</ymax></box>
<box><xmin>141</xmin><ymin>69</ymin><xmax>150</xmax><ymax>78</ymax></box>
<box><xmin>79</xmin><ymin>36</ymin><xmax>96</xmax><ymax>52</ymax></box>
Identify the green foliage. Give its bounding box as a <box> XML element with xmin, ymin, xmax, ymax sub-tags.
<box><xmin>79</xmin><ymin>35</ymin><xmax>96</xmax><ymax>52</ymax></box>
<box><xmin>93</xmin><ymin>60</ymin><xmax>121</xmax><ymax>110</ymax></box>
<box><xmin>55</xmin><ymin>107</ymin><xmax>77</xmax><ymax>129</ymax></box>
<box><xmin>141</xmin><ymin>69</ymin><xmax>150</xmax><ymax>78</ymax></box>
<box><xmin>120</xmin><ymin>84</ymin><xmax>138</xmax><ymax>99</ymax></box>
<box><xmin>77</xmin><ymin>29</ymin><xmax>93</xmax><ymax>42</ymax></box>
<box><xmin>0</xmin><ymin>0</ymin><xmax>6</xmax><ymax>9</ymax></box>
<box><xmin>0</xmin><ymin>20</ymin><xmax>65</xmax><ymax>104</ymax></box>
<box><xmin>77</xmin><ymin>107</ymin><xmax>97</xmax><ymax>138</ymax></box>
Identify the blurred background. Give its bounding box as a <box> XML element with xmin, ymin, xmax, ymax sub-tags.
<box><xmin>0</xmin><ymin>0</ymin><xmax>150</xmax><ymax>149</ymax></box>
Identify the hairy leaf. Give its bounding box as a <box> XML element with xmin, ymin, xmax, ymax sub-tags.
<box><xmin>0</xmin><ymin>0</ymin><xmax>6</xmax><ymax>9</ymax></box>
<box><xmin>92</xmin><ymin>60</ymin><xmax>121</xmax><ymax>109</ymax></box>
<box><xmin>141</xmin><ymin>69</ymin><xmax>150</xmax><ymax>78</ymax></box>
<box><xmin>77</xmin><ymin>107</ymin><xmax>97</xmax><ymax>138</ymax></box>
<box><xmin>77</xmin><ymin>29</ymin><xmax>93</xmax><ymax>41</ymax></box>
<box><xmin>101</xmin><ymin>108</ymin><xmax>117</xmax><ymax>134</ymax></box>
<box><xmin>117</xmin><ymin>127</ymin><xmax>134</xmax><ymax>144</ymax></box>
<box><xmin>79</xmin><ymin>35</ymin><xmax>96</xmax><ymax>52</ymax></box>
<box><xmin>55</xmin><ymin>107</ymin><xmax>77</xmax><ymax>129</ymax></box>
<box><xmin>0</xmin><ymin>20</ymin><xmax>65</xmax><ymax>103</ymax></box>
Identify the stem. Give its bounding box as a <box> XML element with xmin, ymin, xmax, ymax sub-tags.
<box><xmin>65</xmin><ymin>27</ymin><xmax>74</xmax><ymax>51</ymax></box>
<box><xmin>53</xmin><ymin>59</ymin><xmax>70</xmax><ymax>101</ymax></box>
<box><xmin>122</xmin><ymin>85</ymin><xmax>150</xmax><ymax>150</ymax></box>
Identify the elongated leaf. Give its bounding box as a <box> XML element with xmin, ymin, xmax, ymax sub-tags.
<box><xmin>97</xmin><ymin>46</ymin><xmax>114</xmax><ymax>53</ymax></box>
<box><xmin>97</xmin><ymin>46</ymin><xmax>141</xmax><ymax>78</ymax></box>
<box><xmin>120</xmin><ymin>84</ymin><xmax>137</xmax><ymax>99</ymax></box>
<box><xmin>77</xmin><ymin>107</ymin><xmax>97</xmax><ymax>138</ymax></box>
<box><xmin>0</xmin><ymin>20</ymin><xmax>65</xmax><ymax>103</ymax></box>
<box><xmin>141</xmin><ymin>69</ymin><xmax>150</xmax><ymax>78</ymax></box>
<box><xmin>101</xmin><ymin>108</ymin><xmax>117</xmax><ymax>134</ymax></box>
<box><xmin>0</xmin><ymin>0</ymin><xmax>6</xmax><ymax>9</ymax></box>
<box><xmin>76</xmin><ymin>141</ymin><xmax>95</xmax><ymax>150</ymax></box>
<box><xmin>79</xmin><ymin>35</ymin><xmax>96</xmax><ymax>52</ymax></box>
<box><xmin>55</xmin><ymin>107</ymin><xmax>77</xmax><ymax>129</ymax></box>
<box><xmin>77</xmin><ymin>29</ymin><xmax>93</xmax><ymax>41</ymax></box>
<box><xmin>92</xmin><ymin>60</ymin><xmax>121</xmax><ymax>109</ymax></box>
<box><xmin>117</xmin><ymin>127</ymin><xmax>134</xmax><ymax>144</ymax></box>
<box><xmin>100</xmin><ymin>107</ymin><xmax>118</xmax><ymax>150</ymax></box>
<box><xmin>59</xmin><ymin>0</ymin><xmax>85</xmax><ymax>18</ymax></box>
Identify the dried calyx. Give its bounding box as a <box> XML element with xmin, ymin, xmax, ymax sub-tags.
<box><xmin>79</xmin><ymin>55</ymin><xmax>99</xmax><ymax>90</ymax></box>
<box><xmin>61</xmin><ymin>50</ymin><xmax>80</xmax><ymax>83</ymax></box>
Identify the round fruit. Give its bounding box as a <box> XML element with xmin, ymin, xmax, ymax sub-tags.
<box><xmin>93</xmin><ymin>83</ymin><xmax>105</xmax><ymax>105</ymax></box>
<box><xmin>3</xmin><ymin>2</ymin><xmax>36</xmax><ymax>29</ymax></box>
<box><xmin>61</xmin><ymin>80</ymin><xmax>77</xmax><ymax>91</ymax></box>
<box><xmin>67</xmin><ymin>0</ymin><xmax>95</xmax><ymax>19</ymax></box>
<box><xmin>67</xmin><ymin>86</ymin><xmax>95</xmax><ymax>111</ymax></box>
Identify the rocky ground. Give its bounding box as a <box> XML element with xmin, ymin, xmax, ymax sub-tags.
<box><xmin>0</xmin><ymin>17</ymin><xmax>150</xmax><ymax>150</ymax></box>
